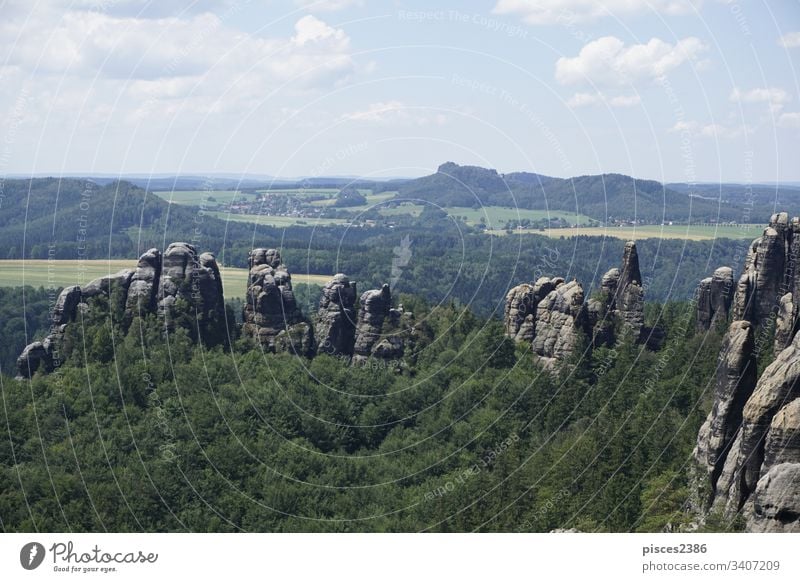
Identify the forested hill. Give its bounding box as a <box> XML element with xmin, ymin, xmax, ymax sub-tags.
<box><xmin>389</xmin><ymin>162</ymin><xmax>760</xmax><ymax>223</ymax></box>
<box><xmin>0</xmin><ymin>178</ymin><xmax>362</xmax><ymax>265</ymax></box>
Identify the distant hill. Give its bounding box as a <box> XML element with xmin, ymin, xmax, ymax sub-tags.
<box><xmin>0</xmin><ymin>178</ymin><xmax>362</xmax><ymax>266</ymax></box>
<box><xmin>666</xmin><ymin>182</ymin><xmax>800</xmax><ymax>214</ymax></box>
<box><xmin>392</xmin><ymin>162</ymin><xmax>767</xmax><ymax>223</ymax></box>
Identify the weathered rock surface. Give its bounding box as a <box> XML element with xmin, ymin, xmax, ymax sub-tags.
<box><xmin>16</xmin><ymin>341</ymin><xmax>53</xmax><ymax>379</ymax></box>
<box><xmin>504</xmin><ymin>241</ymin><xmax>647</xmax><ymax>367</ymax></box>
<box><xmin>315</xmin><ymin>274</ymin><xmax>358</xmax><ymax>357</ymax></box>
<box><xmin>774</xmin><ymin>293</ymin><xmax>796</xmax><ymax>353</ymax></box>
<box><xmin>504</xmin><ymin>277</ymin><xmax>556</xmax><ymax>343</ymax></box>
<box><xmin>125</xmin><ymin>247</ymin><xmax>162</xmax><ymax>318</ymax></box>
<box><xmin>155</xmin><ymin>243</ymin><xmax>226</xmax><ymax>337</ymax></box>
<box><xmin>531</xmin><ymin>279</ymin><xmax>585</xmax><ymax>365</ymax></box>
<box><xmin>242</xmin><ymin>248</ymin><xmax>313</xmax><ymax>355</ymax></box>
<box><xmin>696</xmin><ymin>213</ymin><xmax>800</xmax><ymax>531</ymax></box>
<box><xmin>696</xmin><ymin>267</ymin><xmax>734</xmax><ymax>331</ymax></box>
<box><xmin>81</xmin><ymin>269</ymin><xmax>134</xmax><ymax>300</ymax></box>
<box><xmin>763</xmin><ymin>399</ymin><xmax>800</xmax><ymax>470</ymax></box>
<box><xmin>616</xmin><ymin>241</ymin><xmax>645</xmax><ymax>335</ymax></box>
<box><xmin>748</xmin><ymin>463</ymin><xmax>800</xmax><ymax>533</ymax></box>
<box><xmin>694</xmin><ymin>321</ymin><xmax>758</xmax><ymax>489</ymax></box>
<box><xmin>353</xmin><ymin>284</ymin><xmax>392</xmax><ymax>361</ymax></box>
<box><xmin>53</xmin><ymin>285</ymin><xmax>82</xmax><ymax>326</ymax></box>
<box><xmin>731</xmin><ymin>213</ymin><xmax>800</xmax><ymax>328</ymax></box>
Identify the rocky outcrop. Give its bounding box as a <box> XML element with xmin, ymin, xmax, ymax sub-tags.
<box><xmin>749</xmin><ymin>463</ymin><xmax>800</xmax><ymax>532</ymax></box>
<box><xmin>81</xmin><ymin>269</ymin><xmax>134</xmax><ymax>301</ymax></box>
<box><xmin>695</xmin><ymin>213</ymin><xmax>800</xmax><ymax>532</ymax></box>
<box><xmin>531</xmin><ymin>279</ymin><xmax>585</xmax><ymax>365</ymax></box>
<box><xmin>53</xmin><ymin>285</ymin><xmax>82</xmax><ymax>326</ymax></box>
<box><xmin>155</xmin><ymin>243</ymin><xmax>226</xmax><ymax>340</ymax></box>
<box><xmin>694</xmin><ymin>321</ymin><xmax>758</xmax><ymax>490</ymax></box>
<box><xmin>616</xmin><ymin>241</ymin><xmax>645</xmax><ymax>335</ymax></box>
<box><xmin>351</xmin><ymin>284</ymin><xmax>413</xmax><ymax>364</ymax></box>
<box><xmin>16</xmin><ymin>341</ymin><xmax>54</xmax><ymax>378</ymax></box>
<box><xmin>125</xmin><ymin>248</ymin><xmax>162</xmax><ymax>319</ymax></box>
<box><xmin>353</xmin><ymin>284</ymin><xmax>392</xmax><ymax>361</ymax></box>
<box><xmin>774</xmin><ymin>293</ymin><xmax>796</xmax><ymax>353</ymax></box>
<box><xmin>504</xmin><ymin>277</ymin><xmax>556</xmax><ymax>343</ymax></box>
<box><xmin>504</xmin><ymin>241</ymin><xmax>646</xmax><ymax>367</ymax></box>
<box><xmin>16</xmin><ymin>244</ymin><xmax>228</xmax><ymax>378</ymax></box>
<box><xmin>315</xmin><ymin>274</ymin><xmax>358</xmax><ymax>357</ymax></box>
<box><xmin>731</xmin><ymin>213</ymin><xmax>799</xmax><ymax>328</ymax></box>
<box><xmin>242</xmin><ymin>248</ymin><xmax>314</xmax><ymax>356</ymax></box>
<box><xmin>696</xmin><ymin>267</ymin><xmax>734</xmax><ymax>331</ymax></box>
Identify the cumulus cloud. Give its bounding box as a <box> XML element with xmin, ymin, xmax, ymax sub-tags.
<box><xmin>566</xmin><ymin>91</ymin><xmax>641</xmax><ymax>108</ymax></box>
<box><xmin>555</xmin><ymin>36</ymin><xmax>707</xmax><ymax>86</ymax></box>
<box><xmin>339</xmin><ymin>101</ymin><xmax>448</xmax><ymax>126</ymax></box>
<box><xmin>669</xmin><ymin>120</ymin><xmax>746</xmax><ymax>139</ymax></box>
<box><xmin>778</xmin><ymin>31</ymin><xmax>800</xmax><ymax>48</ymax></box>
<box><xmin>778</xmin><ymin>112</ymin><xmax>800</xmax><ymax>128</ymax></box>
<box><xmin>730</xmin><ymin>87</ymin><xmax>791</xmax><ymax>113</ymax></box>
<box><xmin>0</xmin><ymin>11</ymin><xmax>354</xmax><ymax>83</ymax></box>
<box><xmin>1</xmin><ymin>0</ymin><xmax>239</xmax><ymax>19</ymax></box>
<box><xmin>493</xmin><ymin>0</ymin><xmax>700</xmax><ymax>25</ymax></box>
<box><xmin>294</xmin><ymin>0</ymin><xmax>364</xmax><ymax>11</ymax></box>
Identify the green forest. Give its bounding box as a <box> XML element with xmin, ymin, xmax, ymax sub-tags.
<box><xmin>0</xmin><ymin>290</ymin><xmax>735</xmax><ymax>532</ymax></box>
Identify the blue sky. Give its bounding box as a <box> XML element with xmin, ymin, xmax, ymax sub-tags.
<box><xmin>0</xmin><ymin>0</ymin><xmax>798</xmax><ymax>182</ymax></box>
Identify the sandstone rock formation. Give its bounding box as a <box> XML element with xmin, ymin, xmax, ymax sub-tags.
<box><xmin>16</xmin><ymin>244</ymin><xmax>227</xmax><ymax>378</ymax></box>
<box><xmin>504</xmin><ymin>240</ymin><xmax>646</xmax><ymax>366</ymax></box>
<box><xmin>315</xmin><ymin>274</ymin><xmax>358</xmax><ymax>357</ymax></box>
<box><xmin>531</xmin><ymin>279</ymin><xmax>585</xmax><ymax>366</ymax></box>
<box><xmin>694</xmin><ymin>321</ymin><xmax>758</xmax><ymax>487</ymax></box>
<box><xmin>615</xmin><ymin>241</ymin><xmax>645</xmax><ymax>335</ymax></box>
<box><xmin>504</xmin><ymin>277</ymin><xmax>556</xmax><ymax>343</ymax></box>
<box><xmin>696</xmin><ymin>267</ymin><xmax>734</xmax><ymax>331</ymax></box>
<box><xmin>125</xmin><ymin>247</ymin><xmax>162</xmax><ymax>318</ymax></box>
<box><xmin>242</xmin><ymin>248</ymin><xmax>313</xmax><ymax>356</ymax></box>
<box><xmin>695</xmin><ymin>212</ymin><xmax>800</xmax><ymax>533</ymax></box>
<box><xmin>156</xmin><ymin>243</ymin><xmax>226</xmax><ymax>337</ymax></box>
<box><xmin>353</xmin><ymin>284</ymin><xmax>391</xmax><ymax>361</ymax></box>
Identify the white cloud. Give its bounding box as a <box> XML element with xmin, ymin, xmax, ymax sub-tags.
<box><xmin>669</xmin><ymin>120</ymin><xmax>745</xmax><ymax>138</ymax></box>
<box><xmin>0</xmin><ymin>11</ymin><xmax>354</xmax><ymax>84</ymax></box>
<box><xmin>779</xmin><ymin>112</ymin><xmax>800</xmax><ymax>128</ymax></box>
<box><xmin>0</xmin><ymin>9</ymin><xmax>357</xmax><ymax>129</ymax></box>
<box><xmin>556</xmin><ymin>36</ymin><xmax>707</xmax><ymax>86</ymax></box>
<box><xmin>340</xmin><ymin>101</ymin><xmax>448</xmax><ymax>126</ymax></box>
<box><xmin>778</xmin><ymin>31</ymin><xmax>800</xmax><ymax>48</ymax></box>
<box><xmin>1</xmin><ymin>0</ymin><xmax>238</xmax><ymax>19</ymax></box>
<box><xmin>294</xmin><ymin>0</ymin><xmax>364</xmax><ymax>11</ymax></box>
<box><xmin>730</xmin><ymin>87</ymin><xmax>791</xmax><ymax>113</ymax></box>
<box><xmin>492</xmin><ymin>0</ymin><xmax>700</xmax><ymax>25</ymax></box>
<box><xmin>566</xmin><ymin>91</ymin><xmax>640</xmax><ymax>108</ymax></box>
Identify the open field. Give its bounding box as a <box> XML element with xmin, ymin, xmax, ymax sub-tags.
<box><xmin>152</xmin><ymin>190</ymin><xmax>257</xmax><ymax>205</ymax></box>
<box><xmin>207</xmin><ymin>212</ymin><xmax>353</xmax><ymax>227</ymax></box>
<box><xmin>485</xmin><ymin>223</ymin><xmax>766</xmax><ymax>241</ymax></box>
<box><xmin>444</xmin><ymin>206</ymin><xmax>596</xmax><ymax>227</ymax></box>
<box><xmin>0</xmin><ymin>260</ymin><xmax>331</xmax><ymax>299</ymax></box>
<box><xmin>309</xmin><ymin>191</ymin><xmax>395</xmax><ymax>207</ymax></box>
<box><xmin>256</xmin><ymin>188</ymin><xmax>341</xmax><ymax>198</ymax></box>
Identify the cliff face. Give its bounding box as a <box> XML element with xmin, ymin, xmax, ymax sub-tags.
<box><xmin>695</xmin><ymin>213</ymin><xmax>800</xmax><ymax>533</ymax></box>
<box><xmin>504</xmin><ymin>240</ymin><xmax>647</xmax><ymax>366</ymax></box>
